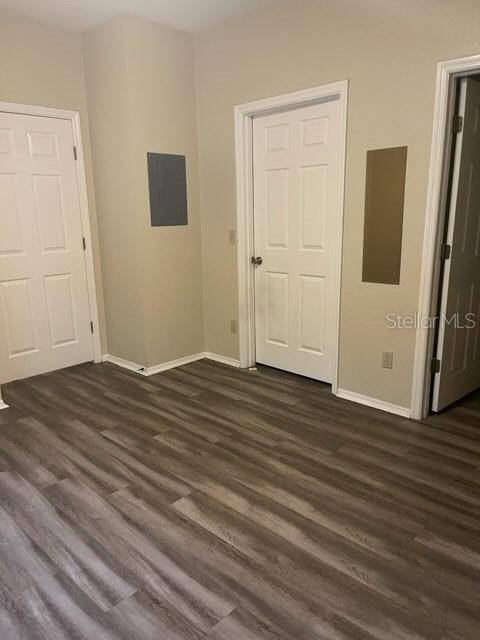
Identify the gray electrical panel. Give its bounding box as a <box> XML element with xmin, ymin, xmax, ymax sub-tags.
<box><xmin>147</xmin><ymin>152</ymin><xmax>188</xmax><ymax>227</ymax></box>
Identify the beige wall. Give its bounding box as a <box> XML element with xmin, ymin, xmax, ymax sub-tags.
<box><xmin>6</xmin><ymin>1</ymin><xmax>480</xmax><ymax>408</ymax></box>
<box><xmin>83</xmin><ymin>17</ymin><xmax>146</xmax><ymax>364</ymax></box>
<box><xmin>195</xmin><ymin>0</ymin><xmax>480</xmax><ymax>409</ymax></box>
<box><xmin>0</xmin><ymin>9</ymin><xmax>107</xmax><ymax>352</ymax></box>
<box><xmin>84</xmin><ymin>15</ymin><xmax>204</xmax><ymax>366</ymax></box>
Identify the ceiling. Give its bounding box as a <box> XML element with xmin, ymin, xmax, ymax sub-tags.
<box><xmin>0</xmin><ymin>0</ymin><xmax>278</xmax><ymax>33</ymax></box>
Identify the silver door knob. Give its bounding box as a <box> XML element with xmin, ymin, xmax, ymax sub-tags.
<box><xmin>251</xmin><ymin>256</ymin><xmax>263</xmax><ymax>266</ymax></box>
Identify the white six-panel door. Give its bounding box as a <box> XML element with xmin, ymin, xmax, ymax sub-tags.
<box><xmin>253</xmin><ymin>100</ymin><xmax>341</xmax><ymax>381</ymax></box>
<box><xmin>0</xmin><ymin>111</ymin><xmax>94</xmax><ymax>384</ymax></box>
<box><xmin>432</xmin><ymin>78</ymin><xmax>480</xmax><ymax>411</ymax></box>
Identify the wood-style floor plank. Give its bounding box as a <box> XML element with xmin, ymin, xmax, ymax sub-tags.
<box><xmin>1</xmin><ymin>359</ymin><xmax>480</xmax><ymax>639</ymax></box>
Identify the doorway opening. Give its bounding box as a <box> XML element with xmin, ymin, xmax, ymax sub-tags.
<box><xmin>234</xmin><ymin>82</ymin><xmax>348</xmax><ymax>394</ymax></box>
<box><xmin>412</xmin><ymin>55</ymin><xmax>480</xmax><ymax>419</ymax></box>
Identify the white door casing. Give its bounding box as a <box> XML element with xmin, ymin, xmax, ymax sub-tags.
<box><xmin>0</xmin><ymin>109</ymin><xmax>96</xmax><ymax>384</ymax></box>
<box><xmin>432</xmin><ymin>78</ymin><xmax>480</xmax><ymax>411</ymax></box>
<box><xmin>0</xmin><ymin>386</ymin><xmax>8</xmax><ymax>409</ymax></box>
<box><xmin>252</xmin><ymin>99</ymin><xmax>341</xmax><ymax>382</ymax></box>
<box><xmin>411</xmin><ymin>55</ymin><xmax>480</xmax><ymax>421</ymax></box>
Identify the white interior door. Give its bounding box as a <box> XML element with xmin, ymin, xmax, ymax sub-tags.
<box><xmin>253</xmin><ymin>100</ymin><xmax>341</xmax><ymax>382</ymax></box>
<box><xmin>432</xmin><ymin>78</ymin><xmax>480</xmax><ymax>411</ymax></box>
<box><xmin>0</xmin><ymin>111</ymin><xmax>94</xmax><ymax>384</ymax></box>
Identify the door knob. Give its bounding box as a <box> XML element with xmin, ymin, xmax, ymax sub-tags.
<box><xmin>251</xmin><ymin>256</ymin><xmax>263</xmax><ymax>266</ymax></box>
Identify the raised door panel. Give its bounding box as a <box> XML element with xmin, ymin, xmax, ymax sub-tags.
<box><xmin>459</xmin><ymin>164</ymin><xmax>474</xmax><ymax>255</ymax></box>
<box><xmin>32</xmin><ymin>175</ymin><xmax>67</xmax><ymax>252</ymax></box>
<box><xmin>265</xmin><ymin>123</ymin><xmax>290</xmax><ymax>153</ymax></box>
<box><xmin>302</xmin><ymin>117</ymin><xmax>329</xmax><ymax>148</ymax></box>
<box><xmin>448</xmin><ymin>285</ymin><xmax>472</xmax><ymax>374</ymax></box>
<box><xmin>27</xmin><ymin>131</ymin><xmax>59</xmax><ymax>159</ymax></box>
<box><xmin>300</xmin><ymin>275</ymin><xmax>325</xmax><ymax>355</ymax></box>
<box><xmin>0</xmin><ymin>128</ymin><xmax>13</xmax><ymax>155</ymax></box>
<box><xmin>266</xmin><ymin>169</ymin><xmax>289</xmax><ymax>249</ymax></box>
<box><xmin>0</xmin><ymin>279</ymin><xmax>38</xmax><ymax>357</ymax></box>
<box><xmin>44</xmin><ymin>274</ymin><xmax>78</xmax><ymax>348</ymax></box>
<box><xmin>266</xmin><ymin>272</ymin><xmax>289</xmax><ymax>346</ymax></box>
<box><xmin>0</xmin><ymin>173</ymin><xmax>24</xmax><ymax>256</ymax></box>
<box><xmin>301</xmin><ymin>164</ymin><xmax>327</xmax><ymax>251</ymax></box>
<box><xmin>473</xmin><ymin>284</ymin><xmax>480</xmax><ymax>364</ymax></box>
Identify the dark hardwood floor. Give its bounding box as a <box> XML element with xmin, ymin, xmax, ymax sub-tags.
<box><xmin>0</xmin><ymin>359</ymin><xmax>479</xmax><ymax>640</ymax></box>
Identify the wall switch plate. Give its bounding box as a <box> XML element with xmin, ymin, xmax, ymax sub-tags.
<box><xmin>230</xmin><ymin>319</ymin><xmax>238</xmax><ymax>334</ymax></box>
<box><xmin>229</xmin><ymin>230</ymin><xmax>237</xmax><ymax>245</ymax></box>
<box><xmin>382</xmin><ymin>351</ymin><xmax>394</xmax><ymax>369</ymax></box>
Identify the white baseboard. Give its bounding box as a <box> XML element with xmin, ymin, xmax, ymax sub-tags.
<box><xmin>336</xmin><ymin>388</ymin><xmax>411</xmax><ymax>419</ymax></box>
<box><xmin>144</xmin><ymin>353</ymin><xmax>206</xmax><ymax>375</ymax></box>
<box><xmin>102</xmin><ymin>354</ymin><xmax>145</xmax><ymax>373</ymax></box>
<box><xmin>203</xmin><ymin>352</ymin><xmax>240</xmax><ymax>368</ymax></box>
<box><xmin>101</xmin><ymin>351</ymin><xmax>239</xmax><ymax>377</ymax></box>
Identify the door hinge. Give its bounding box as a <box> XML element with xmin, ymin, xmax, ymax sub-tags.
<box><xmin>431</xmin><ymin>358</ymin><xmax>441</xmax><ymax>374</ymax></box>
<box><xmin>90</xmin><ymin>321</ymin><xmax>94</xmax><ymax>334</ymax></box>
<box><xmin>82</xmin><ymin>236</ymin><xmax>87</xmax><ymax>251</ymax></box>
<box><xmin>453</xmin><ymin>115</ymin><xmax>463</xmax><ymax>134</ymax></box>
<box><xmin>440</xmin><ymin>243</ymin><xmax>451</xmax><ymax>260</ymax></box>
<box><xmin>73</xmin><ymin>146</ymin><xmax>78</xmax><ymax>160</ymax></box>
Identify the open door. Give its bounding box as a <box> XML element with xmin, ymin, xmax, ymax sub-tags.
<box><xmin>432</xmin><ymin>78</ymin><xmax>480</xmax><ymax>411</ymax></box>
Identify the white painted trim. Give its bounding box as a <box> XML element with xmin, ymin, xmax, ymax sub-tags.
<box><xmin>143</xmin><ymin>353</ymin><xmax>206</xmax><ymax>375</ymax></box>
<box><xmin>72</xmin><ymin>111</ymin><xmax>102</xmax><ymax>363</ymax></box>
<box><xmin>204</xmin><ymin>352</ymin><xmax>241</xmax><ymax>368</ymax></box>
<box><xmin>411</xmin><ymin>54</ymin><xmax>480</xmax><ymax>420</ymax></box>
<box><xmin>337</xmin><ymin>388</ymin><xmax>411</xmax><ymax>419</ymax></box>
<box><xmin>0</xmin><ymin>102</ymin><xmax>86</xmax><ymax>120</ymax></box>
<box><xmin>0</xmin><ymin>387</ymin><xmax>9</xmax><ymax>410</ymax></box>
<box><xmin>102</xmin><ymin>354</ymin><xmax>145</xmax><ymax>373</ymax></box>
<box><xmin>102</xmin><ymin>352</ymin><xmax>240</xmax><ymax>376</ymax></box>
<box><xmin>0</xmin><ymin>101</ymin><xmax>102</xmax><ymax>364</ymax></box>
<box><xmin>234</xmin><ymin>81</ymin><xmax>348</xmax><ymax>394</ymax></box>
<box><xmin>234</xmin><ymin>105</ymin><xmax>256</xmax><ymax>370</ymax></box>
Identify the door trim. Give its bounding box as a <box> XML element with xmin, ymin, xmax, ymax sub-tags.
<box><xmin>337</xmin><ymin>388</ymin><xmax>411</xmax><ymax>419</ymax></box>
<box><xmin>411</xmin><ymin>54</ymin><xmax>480</xmax><ymax>420</ymax></box>
<box><xmin>234</xmin><ymin>81</ymin><xmax>348</xmax><ymax>393</ymax></box>
<box><xmin>0</xmin><ymin>101</ymin><xmax>102</xmax><ymax>365</ymax></box>
<box><xmin>0</xmin><ymin>387</ymin><xmax>8</xmax><ymax>410</ymax></box>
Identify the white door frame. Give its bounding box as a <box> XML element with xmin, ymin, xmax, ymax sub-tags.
<box><xmin>234</xmin><ymin>81</ymin><xmax>348</xmax><ymax>393</ymax></box>
<box><xmin>0</xmin><ymin>387</ymin><xmax>8</xmax><ymax>410</ymax></box>
<box><xmin>0</xmin><ymin>101</ymin><xmax>102</xmax><ymax>367</ymax></box>
<box><xmin>411</xmin><ymin>54</ymin><xmax>480</xmax><ymax>420</ymax></box>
